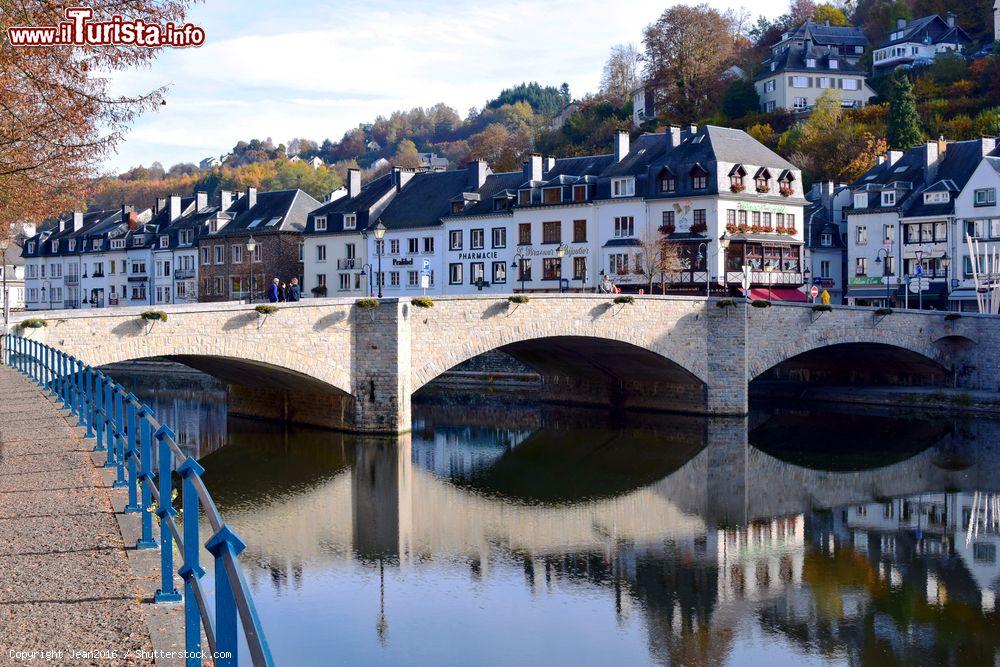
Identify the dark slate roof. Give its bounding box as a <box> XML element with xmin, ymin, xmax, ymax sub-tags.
<box><xmin>455</xmin><ymin>171</ymin><xmax>524</xmax><ymax>218</ymax></box>
<box><xmin>783</xmin><ymin>22</ymin><xmax>868</xmax><ymax>47</ymax></box>
<box><xmin>377</xmin><ymin>169</ymin><xmax>471</xmax><ymax>230</ymax></box>
<box><xmin>878</xmin><ymin>15</ymin><xmax>972</xmax><ymax>48</ymax></box>
<box><xmin>603</xmin><ymin>238</ymin><xmax>642</xmax><ymax>247</ymax></box>
<box><xmin>220</xmin><ymin>189</ymin><xmax>320</xmax><ymax>235</ymax></box>
<box><xmin>22</xmin><ymin>209</ymin><xmax>123</xmax><ymax>258</ymax></box>
<box><xmin>902</xmin><ymin>139</ymin><xmax>993</xmax><ymax>218</ymax></box>
<box><xmin>304</xmin><ymin>173</ymin><xmax>395</xmax><ymax>235</ymax></box>
<box><xmin>805</xmin><ymin>202</ymin><xmax>846</xmax><ymax>250</ymax></box>
<box><xmin>758</xmin><ymin>43</ymin><xmax>867</xmax><ymax>79</ymax></box>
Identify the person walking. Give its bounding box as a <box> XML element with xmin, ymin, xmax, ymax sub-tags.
<box><xmin>268</xmin><ymin>278</ymin><xmax>280</xmax><ymax>303</ymax></box>
<box><xmin>279</xmin><ymin>282</ymin><xmax>287</xmax><ymax>302</ymax></box>
<box><xmin>598</xmin><ymin>275</ymin><xmax>614</xmax><ymax>294</ymax></box>
<box><xmin>288</xmin><ymin>277</ymin><xmax>301</xmax><ymax>302</ymax></box>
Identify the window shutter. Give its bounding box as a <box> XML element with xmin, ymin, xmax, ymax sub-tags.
<box><xmin>808</xmin><ymin>77</ymin><xmax>813</xmax><ymax>87</ymax></box>
<box><xmin>788</xmin><ymin>76</ymin><xmax>793</xmax><ymax>86</ymax></box>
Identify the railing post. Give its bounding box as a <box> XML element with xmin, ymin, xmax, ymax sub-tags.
<box><xmin>205</xmin><ymin>525</ymin><xmax>247</xmax><ymax>667</ymax></box>
<box><xmin>93</xmin><ymin>372</ymin><xmax>106</xmax><ymax>452</ymax></box>
<box><xmin>84</xmin><ymin>367</ymin><xmax>95</xmax><ymax>439</ymax></box>
<box><xmin>104</xmin><ymin>379</ymin><xmax>117</xmax><ymax>468</ymax></box>
<box><xmin>153</xmin><ymin>425</ymin><xmax>181</xmax><ymax>603</ymax></box>
<box><xmin>32</xmin><ymin>340</ymin><xmax>42</xmax><ymax>385</ymax></box>
<box><xmin>75</xmin><ymin>358</ymin><xmax>86</xmax><ymax>426</ymax></box>
<box><xmin>113</xmin><ymin>388</ymin><xmax>127</xmax><ymax>488</ymax></box>
<box><xmin>58</xmin><ymin>352</ymin><xmax>67</xmax><ymax>407</ymax></box>
<box><xmin>136</xmin><ymin>408</ymin><xmax>156</xmax><ymax>549</ymax></box>
<box><xmin>178</xmin><ymin>456</ymin><xmax>206</xmax><ymax>666</ymax></box>
<box><xmin>124</xmin><ymin>395</ymin><xmax>140</xmax><ymax>511</ymax></box>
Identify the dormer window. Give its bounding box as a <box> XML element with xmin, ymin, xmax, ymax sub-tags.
<box><xmin>854</xmin><ymin>193</ymin><xmax>868</xmax><ymax>209</ymax></box>
<box><xmin>111</xmin><ymin>238</ymin><xmax>125</xmax><ymax>250</ymax></box>
<box><xmin>770</xmin><ymin>62</ymin><xmax>777</xmax><ymax>72</ymax></box>
<box><xmin>27</xmin><ymin>242</ymin><xmax>34</xmax><ymax>254</ymax></box>
<box><xmin>754</xmin><ymin>168</ymin><xmax>771</xmax><ymax>193</ymax></box>
<box><xmin>159</xmin><ymin>235</ymin><xmax>169</xmax><ymax>248</ymax></box>
<box><xmin>68</xmin><ymin>240</ymin><xmax>75</xmax><ymax>251</ymax></box>
<box><xmin>806</xmin><ymin>58</ymin><xmax>816</xmax><ymax>68</ymax></box>
<box><xmin>572</xmin><ymin>184</ymin><xmax>588</xmax><ymax>202</ymax></box>
<box><xmin>344</xmin><ymin>214</ymin><xmax>356</xmax><ymax>229</ymax></box>
<box><xmin>493</xmin><ymin>196</ymin><xmax>511</xmax><ymax>211</ymax></box>
<box><xmin>315</xmin><ymin>216</ymin><xmax>327</xmax><ymax>231</ymax></box>
<box><xmin>93</xmin><ymin>239</ymin><xmax>103</xmax><ymax>251</ymax></box>
<box><xmin>690</xmin><ymin>166</ymin><xmax>709</xmax><ymax>190</ymax></box>
<box><xmin>611</xmin><ymin>177</ymin><xmax>634</xmax><ymax>198</ymax></box>
<box><xmin>829</xmin><ymin>58</ymin><xmax>839</xmax><ymax>69</ymax></box>
<box><xmin>518</xmin><ymin>190</ymin><xmax>532</xmax><ymax>206</ymax></box>
<box><xmin>133</xmin><ymin>236</ymin><xmax>144</xmax><ymax>247</ymax></box>
<box><xmin>778</xmin><ymin>171</ymin><xmax>795</xmax><ymax>196</ymax></box>
<box><xmin>541</xmin><ymin>187</ymin><xmax>561</xmax><ymax>204</ymax></box>
<box><xmin>821</xmin><ymin>232</ymin><xmax>833</xmax><ymax>246</ymax></box>
<box><xmin>728</xmin><ymin>165</ymin><xmax>746</xmax><ymax>192</ymax></box>
<box><xmin>51</xmin><ymin>240</ymin><xmax>59</xmax><ymax>252</ymax></box>
<box><xmin>881</xmin><ymin>191</ymin><xmax>896</xmax><ymax>207</ymax></box>
<box><xmin>451</xmin><ymin>201</ymin><xmax>465</xmax><ymax>214</ymax></box>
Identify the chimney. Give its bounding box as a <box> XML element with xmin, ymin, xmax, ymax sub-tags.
<box><xmin>467</xmin><ymin>159</ymin><xmax>490</xmax><ymax>190</ymax></box>
<box><xmin>155</xmin><ymin>197</ymin><xmax>167</xmax><ymax>214</ymax></box>
<box><xmin>121</xmin><ymin>205</ymin><xmax>138</xmax><ymax>231</ymax></box>
<box><xmin>59</xmin><ymin>216</ymin><xmax>69</xmax><ymax>233</ymax></box>
<box><xmin>392</xmin><ymin>167</ymin><xmax>415</xmax><ymax>192</ymax></box>
<box><xmin>544</xmin><ymin>156</ymin><xmax>556</xmax><ymax>172</ymax></box>
<box><xmin>887</xmin><ymin>149</ymin><xmax>903</xmax><ymax>166</ymax></box>
<box><xmin>982</xmin><ymin>136</ymin><xmax>997</xmax><ymax>156</ymax></box>
<box><xmin>72</xmin><ymin>211</ymin><xmax>84</xmax><ymax>232</ymax></box>
<box><xmin>220</xmin><ymin>189</ymin><xmax>233</xmax><ymax>211</ymax></box>
<box><xmin>523</xmin><ymin>153</ymin><xmax>543</xmax><ymax>182</ymax></box>
<box><xmin>666</xmin><ymin>125</ymin><xmax>682</xmax><ymax>147</ymax></box>
<box><xmin>613</xmin><ymin>131</ymin><xmax>630</xmax><ymax>162</ymax></box>
<box><xmin>196</xmin><ymin>190</ymin><xmax>208</xmax><ymax>211</ymax></box>
<box><xmin>896</xmin><ymin>18</ymin><xmax>906</xmax><ymax>30</ymax></box>
<box><xmin>245</xmin><ymin>187</ymin><xmax>257</xmax><ymax>210</ymax></box>
<box><xmin>877</xmin><ymin>155</ymin><xmax>886</xmax><ymax>165</ymax></box>
<box><xmin>937</xmin><ymin>135</ymin><xmax>948</xmax><ymax>159</ymax></box>
<box><xmin>925</xmin><ymin>140</ymin><xmax>939</xmax><ymax>169</ymax></box>
<box><xmin>168</xmin><ymin>195</ymin><xmax>182</xmax><ymax>221</ymax></box>
<box><xmin>347</xmin><ymin>168</ymin><xmax>361</xmax><ymax>198</ymax></box>
<box><xmin>946</xmin><ymin>13</ymin><xmax>955</xmax><ymax>28</ymax></box>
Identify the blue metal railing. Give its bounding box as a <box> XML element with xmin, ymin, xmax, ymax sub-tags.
<box><xmin>2</xmin><ymin>334</ymin><xmax>273</xmax><ymax>667</ymax></box>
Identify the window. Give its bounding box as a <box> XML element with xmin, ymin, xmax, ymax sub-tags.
<box><xmin>660</xmin><ymin>172</ymin><xmax>676</xmax><ymax>193</ymax></box>
<box><xmin>111</xmin><ymin>239</ymin><xmax>125</xmax><ymax>250</ymax></box>
<box><xmin>214</xmin><ymin>245</ymin><xmax>223</xmax><ymax>264</ymax></box>
<box><xmin>179</xmin><ymin>230</ymin><xmax>193</xmax><ymax>246</ymax></box>
<box><xmin>407</xmin><ymin>271</ymin><xmax>418</xmax><ymax>287</ymax></box>
<box><xmin>375</xmin><ymin>240</ymin><xmax>384</xmax><ymax>255</ymax></box>
<box><xmin>133</xmin><ymin>236</ymin><xmax>144</xmax><ymax>247</ymax></box>
<box><xmin>573</xmin><ymin>185</ymin><xmax>588</xmax><ymax>202</ymax></box>
<box><xmin>517</xmin><ymin>258</ymin><xmax>532</xmax><ymax>281</ymax></box>
<box><xmin>693</xmin><ymin>210</ymin><xmax>706</xmax><ymax>228</ymax></box>
<box><xmin>470</xmin><ymin>229</ymin><xmax>485</xmax><ymax>250</ymax></box>
<box><xmin>542</xmin><ymin>188</ymin><xmax>562</xmax><ymax>204</ymax></box>
<box><xmin>791</xmin><ymin>76</ymin><xmax>809</xmax><ymax>88</ymax></box>
<box><xmin>449</xmin><ymin>230</ymin><xmax>463</xmax><ymax>251</ymax></box>
<box><xmin>493</xmin><ymin>196</ymin><xmax>511</xmax><ymax>211</ymax></box>
<box><xmin>829</xmin><ymin>59</ymin><xmax>839</xmax><ymax>69</ymax></box>
<box><xmin>765</xmin><ymin>100</ymin><xmax>776</xmax><ymax>112</ymax></box>
<box><xmin>974</xmin><ymin>543</ymin><xmax>997</xmax><ymax>563</ymax></box>
<box><xmin>449</xmin><ymin>263</ymin><xmax>463</xmax><ymax>284</ymax></box>
<box><xmin>855</xmin><ymin>257</ymin><xmax>867</xmax><ymax>275</ymax></box>
<box><xmin>214</xmin><ymin>276</ymin><xmax>224</xmax><ymax>294</ymax></box>
<box><xmin>793</xmin><ymin>97</ymin><xmax>808</xmax><ymax>109</ymax></box>
<box><xmin>611</xmin><ymin>178</ymin><xmax>635</xmax><ymax>197</ymax></box>
<box><xmin>542</xmin><ymin>257</ymin><xmax>561</xmax><ymax>280</ymax></box>
<box><xmin>469</xmin><ymin>262</ymin><xmax>484</xmax><ymax>285</ymax></box>
<box><xmin>818</xmin><ymin>77</ymin><xmax>831</xmax><ymax>89</ymax></box>
<box><xmin>820</xmin><ymin>260</ymin><xmax>830</xmax><ymax>278</ymax></box>
<box><xmin>299</xmin><ymin>242</ymin><xmax>304</xmax><ymax>262</ymax></box>
<box><xmin>764</xmin><ymin>80</ymin><xmax>776</xmax><ymax>93</ymax></box>
<box><xmin>51</xmin><ymin>240</ymin><xmax>59</xmax><ymax>253</ymax></box>
<box><xmin>609</xmin><ymin>253</ymin><xmax>629</xmax><ymax>275</ymax></box>
<box><xmin>691</xmin><ymin>169</ymin><xmax>708</xmax><ymax>190</ymax></box>
<box><xmin>423</xmin><ymin>237</ymin><xmax>434</xmax><ymax>253</ymax></box>
<box><xmin>344</xmin><ymin>214</ymin><xmax>357</xmax><ymax>230</ymax></box>
<box><xmin>518</xmin><ymin>223</ymin><xmax>531</xmax><ymax>245</ymax></box>
<box><xmin>881</xmin><ymin>255</ymin><xmax>896</xmax><ymax>276</ymax></box>
<box><xmin>542</xmin><ymin>221</ymin><xmax>561</xmax><ymax>244</ymax></box>
<box><xmin>68</xmin><ymin>240</ymin><xmax>75</xmax><ymax>251</ymax></box>
<box><xmin>492</xmin><ymin>261</ymin><xmax>506</xmax><ymax>284</ymax></box>
<box><xmin>253</xmin><ymin>244</ymin><xmax>262</xmax><ymax>262</ymax></box>
<box><xmin>842</xmin><ymin>79</ymin><xmax>859</xmax><ymax>90</ymax></box>
<box><xmin>975</xmin><ymin>188</ymin><xmax>997</xmax><ymax>207</ymax></box>
<box><xmin>232</xmin><ymin>245</ymin><xmax>243</xmax><ymax>263</ymax></box>
<box><xmin>389</xmin><ymin>239</ymin><xmax>399</xmax><ymax>254</ymax></box>
<box><xmin>573</xmin><ymin>220</ymin><xmax>586</xmax><ymax>243</ymax></box>
<box><xmin>573</xmin><ymin>256</ymin><xmax>587</xmax><ymax>280</ymax></box>
<box><xmin>613</xmin><ymin>217</ymin><xmax>634</xmax><ymax>238</ymax></box>
<box><xmin>518</xmin><ymin>190</ymin><xmax>532</xmax><ymax>206</ymax></box>
<box><xmin>130</xmin><ymin>284</ymin><xmax>146</xmax><ymax>301</ymax></box>
<box><xmin>805</xmin><ymin>58</ymin><xmax>816</xmax><ymax>67</ymax></box>
<box><xmin>492</xmin><ymin>227</ymin><xmax>506</xmax><ymax>248</ymax></box>
<box><xmin>821</xmin><ymin>232</ymin><xmax>832</xmax><ymax>246</ymax></box>
<box><xmin>316</xmin><ymin>245</ymin><xmax>327</xmax><ymax>262</ymax></box>
<box><xmin>159</xmin><ymin>235</ymin><xmax>169</xmax><ymax>248</ymax></box>
<box><xmin>856</xmin><ymin>225</ymin><xmax>868</xmax><ymax>245</ymax></box>
<box><xmin>346</xmin><ymin>243</ymin><xmax>356</xmax><ymax>260</ymax></box>
<box><xmin>93</xmin><ymin>239</ymin><xmax>104</xmax><ymax>251</ymax></box>
<box><xmin>924</xmin><ymin>191</ymin><xmax>948</xmax><ymax>204</ymax></box>
<box><xmin>882</xmin><ymin>191</ymin><xmax>896</xmax><ymax>206</ymax></box>
<box><xmin>27</xmin><ymin>242</ymin><xmax>34</xmax><ymax>254</ymax></box>
<box><xmin>339</xmin><ymin>273</ymin><xmax>351</xmax><ymax>291</ymax></box>
<box><xmin>853</xmin><ymin>193</ymin><xmax>868</xmax><ymax>209</ymax></box>
<box><xmin>390</xmin><ymin>271</ymin><xmax>400</xmax><ymax>287</ymax></box>
<box><xmin>408</xmin><ymin>238</ymin><xmax>419</xmax><ymax>253</ymax></box>
<box><xmin>451</xmin><ymin>201</ymin><xmax>465</xmax><ymax>215</ymax></box>
<box><xmin>883</xmin><ymin>224</ymin><xmax>894</xmax><ymax>244</ymax></box>
<box><xmin>315</xmin><ymin>216</ymin><xmax>327</xmax><ymax>231</ymax></box>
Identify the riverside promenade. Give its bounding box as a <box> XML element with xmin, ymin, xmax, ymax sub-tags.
<box><xmin>0</xmin><ymin>365</ymin><xmax>162</xmax><ymax>665</ymax></box>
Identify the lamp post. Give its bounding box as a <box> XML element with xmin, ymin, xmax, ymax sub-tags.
<box><xmin>555</xmin><ymin>243</ymin><xmax>566</xmax><ymax>293</ymax></box>
<box><xmin>719</xmin><ymin>232</ymin><xmax>731</xmax><ymax>296</ymax></box>
<box><xmin>803</xmin><ymin>267</ymin><xmax>812</xmax><ymax>302</ymax></box>
<box><xmin>360</xmin><ymin>263</ymin><xmax>374</xmax><ymax>297</ymax></box>
<box><xmin>875</xmin><ymin>246</ymin><xmax>892</xmax><ymax>307</ymax></box>
<box><xmin>915</xmin><ymin>248</ymin><xmax>924</xmax><ymax>310</ymax></box>
<box><xmin>372</xmin><ymin>222</ymin><xmax>386</xmax><ymax>299</ymax></box>
<box><xmin>40</xmin><ymin>281</ymin><xmax>52</xmax><ymax>310</ymax></box>
<box><xmin>694</xmin><ymin>242</ymin><xmax>709</xmax><ymax>297</ymax></box>
<box><xmin>940</xmin><ymin>252</ymin><xmax>951</xmax><ymax>311</ymax></box>
<box><xmin>764</xmin><ymin>264</ymin><xmax>774</xmax><ymax>302</ymax></box>
<box><xmin>0</xmin><ymin>232</ymin><xmax>9</xmax><ymax>327</ymax></box>
<box><xmin>244</xmin><ymin>236</ymin><xmax>256</xmax><ymax>304</ymax></box>
<box><xmin>511</xmin><ymin>252</ymin><xmax>527</xmax><ymax>293</ymax></box>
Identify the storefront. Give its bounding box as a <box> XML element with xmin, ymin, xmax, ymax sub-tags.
<box><xmin>846</xmin><ymin>276</ymin><xmax>893</xmax><ymax>307</ymax></box>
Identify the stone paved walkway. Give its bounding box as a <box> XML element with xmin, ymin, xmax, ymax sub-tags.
<box><xmin>0</xmin><ymin>366</ymin><xmax>155</xmax><ymax>665</ymax></box>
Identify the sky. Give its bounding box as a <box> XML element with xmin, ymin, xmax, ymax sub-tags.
<box><xmin>106</xmin><ymin>0</ymin><xmax>788</xmax><ymax>173</ymax></box>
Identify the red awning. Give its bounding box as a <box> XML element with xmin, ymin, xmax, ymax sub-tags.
<box><xmin>748</xmin><ymin>287</ymin><xmax>807</xmax><ymax>302</ymax></box>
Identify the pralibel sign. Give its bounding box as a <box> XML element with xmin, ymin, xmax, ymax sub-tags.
<box><xmin>392</xmin><ymin>258</ymin><xmax>414</xmax><ymax>266</ymax></box>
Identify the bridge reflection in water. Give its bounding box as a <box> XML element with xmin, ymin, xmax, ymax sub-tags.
<box><xmin>118</xmin><ymin>378</ymin><xmax>1000</xmax><ymax>666</ymax></box>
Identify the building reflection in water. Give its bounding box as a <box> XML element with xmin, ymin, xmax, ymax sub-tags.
<box><xmin>120</xmin><ymin>375</ymin><xmax>1000</xmax><ymax>666</ymax></box>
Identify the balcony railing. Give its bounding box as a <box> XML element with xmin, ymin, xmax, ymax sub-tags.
<box><xmin>174</xmin><ymin>269</ymin><xmax>196</xmax><ymax>280</ymax></box>
<box><xmin>337</xmin><ymin>258</ymin><xmax>358</xmax><ymax>270</ymax></box>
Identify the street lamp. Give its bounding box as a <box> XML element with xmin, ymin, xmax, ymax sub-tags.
<box><xmin>360</xmin><ymin>263</ymin><xmax>374</xmax><ymax>297</ymax></box>
<box><xmin>373</xmin><ymin>222</ymin><xmax>386</xmax><ymax>299</ymax></box>
<box><xmin>874</xmin><ymin>246</ymin><xmax>892</xmax><ymax>307</ymax></box>
<box><xmin>940</xmin><ymin>252</ymin><xmax>951</xmax><ymax>310</ymax></box>
<box><xmin>40</xmin><ymin>281</ymin><xmax>52</xmax><ymax>310</ymax></box>
<box><xmin>245</xmin><ymin>236</ymin><xmax>257</xmax><ymax>304</ymax></box>
<box><xmin>511</xmin><ymin>252</ymin><xmax>527</xmax><ymax>293</ymax></box>
<box><xmin>719</xmin><ymin>232</ymin><xmax>731</xmax><ymax>295</ymax></box>
<box><xmin>915</xmin><ymin>248</ymin><xmax>924</xmax><ymax>310</ymax></box>
<box><xmin>763</xmin><ymin>264</ymin><xmax>774</xmax><ymax>302</ymax></box>
<box><xmin>0</xmin><ymin>232</ymin><xmax>9</xmax><ymax>327</ymax></box>
<box><xmin>694</xmin><ymin>242</ymin><xmax>709</xmax><ymax>297</ymax></box>
<box><xmin>556</xmin><ymin>243</ymin><xmax>566</xmax><ymax>292</ymax></box>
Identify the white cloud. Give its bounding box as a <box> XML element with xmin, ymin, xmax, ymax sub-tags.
<box><xmin>108</xmin><ymin>0</ymin><xmax>787</xmax><ymax>171</ymax></box>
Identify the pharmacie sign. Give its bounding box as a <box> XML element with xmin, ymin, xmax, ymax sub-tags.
<box><xmin>458</xmin><ymin>251</ymin><xmax>499</xmax><ymax>260</ymax></box>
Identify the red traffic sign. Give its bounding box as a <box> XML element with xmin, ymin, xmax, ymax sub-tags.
<box><xmin>809</xmin><ymin>285</ymin><xmax>819</xmax><ymax>298</ymax></box>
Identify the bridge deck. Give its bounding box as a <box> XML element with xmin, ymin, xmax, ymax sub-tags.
<box><xmin>0</xmin><ymin>366</ymin><xmax>154</xmax><ymax>663</ymax></box>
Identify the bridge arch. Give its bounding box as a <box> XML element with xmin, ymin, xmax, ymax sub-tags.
<box><xmin>750</xmin><ymin>341</ymin><xmax>950</xmax><ymax>387</ymax></box>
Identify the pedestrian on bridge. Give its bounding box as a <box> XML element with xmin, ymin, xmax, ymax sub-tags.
<box><xmin>288</xmin><ymin>278</ymin><xmax>301</xmax><ymax>302</ymax></box>
<box><xmin>268</xmin><ymin>278</ymin><xmax>280</xmax><ymax>302</ymax></box>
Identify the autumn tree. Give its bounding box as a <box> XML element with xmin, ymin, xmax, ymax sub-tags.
<box><xmin>600</xmin><ymin>44</ymin><xmax>642</xmax><ymax>106</ymax></box>
<box><xmin>813</xmin><ymin>4</ymin><xmax>850</xmax><ymax>26</ymax></box>
<box><xmin>636</xmin><ymin>228</ymin><xmax>684</xmax><ymax>294</ymax></box>
<box><xmin>0</xmin><ymin>0</ymin><xmax>196</xmax><ymax>238</ymax></box>
<box><xmin>643</xmin><ymin>4</ymin><xmax>737</xmax><ymax>122</ymax></box>
<box><xmin>391</xmin><ymin>139</ymin><xmax>422</xmax><ymax>169</ymax></box>
<box><xmin>887</xmin><ymin>72</ymin><xmax>923</xmax><ymax>149</ymax></box>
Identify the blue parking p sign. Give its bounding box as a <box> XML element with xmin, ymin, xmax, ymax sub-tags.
<box><xmin>421</xmin><ymin>258</ymin><xmax>431</xmax><ymax>275</ymax></box>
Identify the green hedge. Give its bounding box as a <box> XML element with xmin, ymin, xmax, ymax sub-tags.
<box><xmin>508</xmin><ymin>295</ymin><xmax>530</xmax><ymax>304</ymax></box>
<box><xmin>255</xmin><ymin>304</ymin><xmax>279</xmax><ymax>315</ymax></box>
<box><xmin>874</xmin><ymin>307</ymin><xmax>893</xmax><ymax>316</ymax></box>
<box><xmin>716</xmin><ymin>298</ymin><xmax>735</xmax><ymax>308</ymax></box>
<box><xmin>811</xmin><ymin>304</ymin><xmax>832</xmax><ymax>312</ymax></box>
<box><xmin>613</xmin><ymin>295</ymin><xmax>635</xmax><ymax>304</ymax></box>
<box><xmin>411</xmin><ymin>297</ymin><xmax>434</xmax><ymax>308</ymax></box>
<box><xmin>751</xmin><ymin>299</ymin><xmax>771</xmax><ymax>308</ymax></box>
<box><xmin>355</xmin><ymin>298</ymin><xmax>380</xmax><ymax>309</ymax></box>
<box><xmin>944</xmin><ymin>312</ymin><xmax>962</xmax><ymax>321</ymax></box>
<box><xmin>19</xmin><ymin>318</ymin><xmax>47</xmax><ymax>329</ymax></box>
<box><xmin>140</xmin><ymin>310</ymin><xmax>168</xmax><ymax>322</ymax></box>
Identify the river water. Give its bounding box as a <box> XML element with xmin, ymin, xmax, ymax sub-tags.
<box><xmin>112</xmin><ymin>372</ymin><xmax>1000</xmax><ymax>666</ymax></box>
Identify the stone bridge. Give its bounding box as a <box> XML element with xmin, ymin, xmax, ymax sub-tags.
<box><xmin>7</xmin><ymin>295</ymin><xmax>997</xmax><ymax>432</ymax></box>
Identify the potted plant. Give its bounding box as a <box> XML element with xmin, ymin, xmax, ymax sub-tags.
<box><xmin>725</xmin><ymin>222</ymin><xmax>738</xmax><ymax>234</ymax></box>
<box><xmin>140</xmin><ymin>310</ymin><xmax>168</xmax><ymax>323</ymax></box>
<box><xmin>716</xmin><ymin>298</ymin><xmax>735</xmax><ymax>308</ymax></box>
<box><xmin>690</xmin><ymin>221</ymin><xmax>707</xmax><ymax>234</ymax></box>
<box><xmin>786</xmin><ymin>227</ymin><xmax>797</xmax><ymax>236</ymax></box>
<box><xmin>751</xmin><ymin>299</ymin><xmax>771</xmax><ymax>308</ymax></box>
<box><xmin>255</xmin><ymin>304</ymin><xmax>279</xmax><ymax>316</ymax></box>
<box><xmin>354</xmin><ymin>298</ymin><xmax>379</xmax><ymax>309</ymax></box>
<box><xmin>730</xmin><ymin>182</ymin><xmax>745</xmax><ymax>193</ymax></box>
<box><xmin>756</xmin><ymin>184</ymin><xmax>771</xmax><ymax>194</ymax></box>
<box><xmin>750</xmin><ymin>224</ymin><xmax>762</xmax><ymax>234</ymax></box>
<box><xmin>762</xmin><ymin>225</ymin><xmax>773</xmax><ymax>234</ymax></box>
<box><xmin>779</xmin><ymin>184</ymin><xmax>793</xmax><ymax>197</ymax></box>
<box><xmin>613</xmin><ymin>295</ymin><xmax>634</xmax><ymax>305</ymax></box>
<box><xmin>508</xmin><ymin>295</ymin><xmax>529</xmax><ymax>304</ymax></box>
<box><xmin>19</xmin><ymin>318</ymin><xmax>47</xmax><ymax>330</ymax></box>
<box><xmin>411</xmin><ymin>297</ymin><xmax>433</xmax><ymax>308</ymax></box>
<box><xmin>944</xmin><ymin>312</ymin><xmax>962</xmax><ymax>321</ymax></box>
<box><xmin>737</xmin><ymin>223</ymin><xmax>750</xmax><ymax>234</ymax></box>
<box><xmin>811</xmin><ymin>304</ymin><xmax>832</xmax><ymax>312</ymax></box>
<box><xmin>311</xmin><ymin>285</ymin><xmax>328</xmax><ymax>297</ymax></box>
<box><xmin>658</xmin><ymin>223</ymin><xmax>676</xmax><ymax>235</ymax></box>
